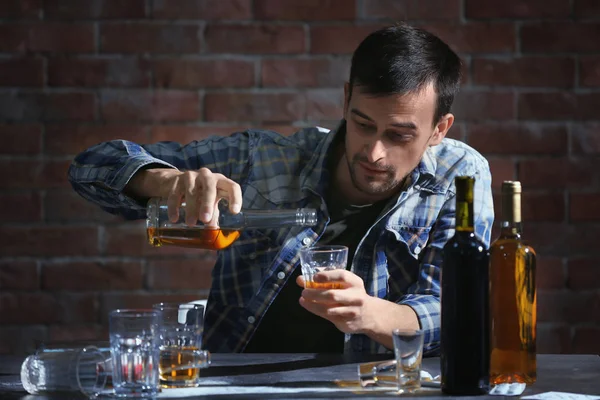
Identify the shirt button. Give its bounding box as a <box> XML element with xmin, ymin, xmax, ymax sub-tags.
<box><xmin>302</xmin><ymin>237</ymin><xmax>312</xmax><ymax>246</ymax></box>
<box><xmin>249</xmin><ymin>253</ymin><xmax>257</xmax><ymax>260</ymax></box>
<box><xmin>273</xmin><ymin>283</ymin><xmax>280</xmax><ymax>290</ymax></box>
<box><xmin>247</xmin><ymin>316</ymin><xmax>255</xmax><ymax>324</ymax></box>
<box><xmin>414</xmin><ymin>246</ymin><xmax>421</xmax><ymax>255</ymax></box>
<box><xmin>277</xmin><ymin>271</ymin><xmax>285</xmax><ymax>280</ymax></box>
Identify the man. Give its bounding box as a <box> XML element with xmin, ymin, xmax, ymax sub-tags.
<box><xmin>69</xmin><ymin>24</ymin><xmax>494</xmax><ymax>355</ymax></box>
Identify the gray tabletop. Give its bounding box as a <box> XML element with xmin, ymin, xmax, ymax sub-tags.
<box><xmin>1</xmin><ymin>353</ymin><xmax>599</xmax><ymax>399</ymax></box>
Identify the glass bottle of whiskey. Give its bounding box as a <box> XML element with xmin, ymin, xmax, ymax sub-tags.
<box><xmin>146</xmin><ymin>198</ymin><xmax>318</xmax><ymax>250</ymax></box>
<box><xmin>490</xmin><ymin>181</ymin><xmax>537</xmax><ymax>385</ymax></box>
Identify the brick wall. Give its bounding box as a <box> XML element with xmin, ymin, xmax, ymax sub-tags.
<box><xmin>0</xmin><ymin>0</ymin><xmax>599</xmax><ymax>355</ymax></box>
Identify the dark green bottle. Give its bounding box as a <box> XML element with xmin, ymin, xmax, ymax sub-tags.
<box><xmin>441</xmin><ymin>176</ymin><xmax>490</xmax><ymax>395</ymax></box>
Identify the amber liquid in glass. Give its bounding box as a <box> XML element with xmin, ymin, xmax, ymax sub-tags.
<box><xmin>304</xmin><ymin>281</ymin><xmax>343</xmax><ymax>289</ymax></box>
<box><xmin>490</xmin><ymin>235</ymin><xmax>537</xmax><ymax>384</ymax></box>
<box><xmin>158</xmin><ymin>346</ymin><xmax>200</xmax><ymax>387</ymax></box>
<box><xmin>147</xmin><ymin>227</ymin><xmax>240</xmax><ymax>250</ymax></box>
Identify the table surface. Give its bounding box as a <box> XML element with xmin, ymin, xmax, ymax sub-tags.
<box><xmin>1</xmin><ymin>353</ymin><xmax>599</xmax><ymax>399</ymax></box>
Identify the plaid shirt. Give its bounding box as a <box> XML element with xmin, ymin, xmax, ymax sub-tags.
<box><xmin>68</xmin><ymin>122</ymin><xmax>494</xmax><ymax>355</ymax></box>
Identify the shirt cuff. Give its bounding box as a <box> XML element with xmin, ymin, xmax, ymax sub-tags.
<box><xmin>399</xmin><ymin>294</ymin><xmax>440</xmax><ymax>355</ymax></box>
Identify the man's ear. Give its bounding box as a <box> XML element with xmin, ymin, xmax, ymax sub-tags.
<box><xmin>343</xmin><ymin>82</ymin><xmax>350</xmax><ymax>116</ymax></box>
<box><xmin>430</xmin><ymin>113</ymin><xmax>454</xmax><ymax>146</ymax></box>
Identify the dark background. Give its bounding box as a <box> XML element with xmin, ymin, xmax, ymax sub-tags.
<box><xmin>0</xmin><ymin>0</ymin><xmax>599</xmax><ymax>355</ymax></box>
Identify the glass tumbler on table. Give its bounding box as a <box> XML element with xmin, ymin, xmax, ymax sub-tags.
<box><xmin>20</xmin><ymin>345</ymin><xmax>108</xmax><ymax>397</ymax></box>
<box><xmin>153</xmin><ymin>303</ymin><xmax>210</xmax><ymax>388</ymax></box>
<box><xmin>109</xmin><ymin>309</ymin><xmax>161</xmax><ymax>398</ymax></box>
<box><xmin>299</xmin><ymin>245</ymin><xmax>348</xmax><ymax>289</ymax></box>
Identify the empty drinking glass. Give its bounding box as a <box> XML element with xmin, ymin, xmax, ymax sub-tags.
<box><xmin>109</xmin><ymin>309</ymin><xmax>160</xmax><ymax>398</ymax></box>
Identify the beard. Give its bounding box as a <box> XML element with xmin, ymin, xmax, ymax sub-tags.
<box><xmin>347</xmin><ymin>152</ymin><xmax>406</xmax><ymax>196</ymax></box>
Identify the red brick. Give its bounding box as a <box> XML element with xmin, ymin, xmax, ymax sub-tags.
<box><xmin>154</xmin><ymin>59</ymin><xmax>254</xmax><ymax>89</ymax></box>
<box><xmin>45</xmin><ymin>124</ymin><xmax>148</xmax><ymax>155</ymax></box>
<box><xmin>453</xmin><ymin>91</ymin><xmax>515</xmax><ymax>121</ymax></box>
<box><xmin>306</xmin><ymin>89</ymin><xmax>344</xmax><ymax>121</ymax></box>
<box><xmin>206</xmin><ymin>24</ymin><xmax>305</xmax><ymax>54</ymax></box>
<box><xmin>48</xmin><ymin>325</ymin><xmax>104</xmax><ymax>343</ymax></box>
<box><xmin>518</xmin><ymin>92</ymin><xmax>576</xmax><ymax>120</ymax></box>
<box><xmin>0</xmin><ymin>58</ymin><xmax>44</xmax><ymax>87</ymax></box>
<box><xmin>466</xmin><ymin>0</ymin><xmax>570</xmax><ymax>18</ymax></box>
<box><xmin>576</xmin><ymin>93</ymin><xmax>600</xmax><ymax>121</ymax></box>
<box><xmin>100</xmin><ymin>91</ymin><xmax>200</xmax><ymax>122</ymax></box>
<box><xmin>570</xmin><ymin>193</ymin><xmax>600</xmax><ymax>222</ymax></box>
<box><xmin>0</xmin><ymin>193</ymin><xmax>41</xmax><ymax>223</ymax></box>
<box><xmin>255</xmin><ymin>0</ymin><xmax>355</xmax><ymax>20</ymax></box>
<box><xmin>566</xmin><ymin>224</ymin><xmax>600</xmax><ymax>256</ymax></box>
<box><xmin>487</xmin><ymin>158</ymin><xmax>515</xmax><ymax>189</ymax></box>
<box><xmin>571</xmin><ymin>124</ymin><xmax>600</xmax><ymax>155</ymax></box>
<box><xmin>569</xmin><ymin>193</ymin><xmax>600</xmax><ymax>222</ymax></box>
<box><xmin>44</xmin><ymin>190</ymin><xmax>120</xmax><ymax>223</ymax></box>
<box><xmin>101</xmin><ymin>293</ymin><xmax>202</xmax><ymax>323</ymax></box>
<box><xmin>521</xmin><ymin>23</ymin><xmax>600</xmax><ymax>53</ymax></box>
<box><xmin>420</xmin><ymin>23</ymin><xmax>516</xmax><ymax>53</ymax></box>
<box><xmin>0</xmin><ymin>124</ymin><xmax>42</xmax><ymax>155</ymax></box>
<box><xmin>43</xmin><ymin>262</ymin><xmax>143</xmax><ymax>290</ymax></box>
<box><xmin>573</xmin><ymin>327</ymin><xmax>600</xmax><ymax>355</ymax></box>
<box><xmin>57</xmin><ymin>294</ymin><xmax>99</xmax><ymax>323</ymax></box>
<box><xmin>525</xmin><ymin>223</ymin><xmax>568</xmax><ymax>256</ymax></box>
<box><xmin>537</xmin><ymin>324</ymin><xmax>571</xmax><ymax>354</ymax></box>
<box><xmin>467</xmin><ymin>123</ymin><xmax>567</xmax><ymax>155</ymax></box>
<box><xmin>101</xmin><ymin>23</ymin><xmax>200</xmax><ymax>54</ymax></box>
<box><xmin>574</xmin><ymin>0</ymin><xmax>600</xmax><ymax>18</ymax></box>
<box><xmin>519</xmin><ymin>158</ymin><xmax>593</xmax><ymax>189</ymax></box>
<box><xmin>363</xmin><ymin>0</ymin><xmax>460</xmax><ymax>20</ymax></box>
<box><xmin>0</xmin><ymin>262</ymin><xmax>39</xmax><ymax>290</ymax></box>
<box><xmin>262</xmin><ymin>57</ymin><xmax>350</xmax><ymax>88</ymax></box>
<box><xmin>147</xmin><ymin>259</ymin><xmax>216</xmax><ymax>290</ymax></box>
<box><xmin>45</xmin><ymin>0</ymin><xmax>145</xmax><ymax>19</ymax></box>
<box><xmin>0</xmin><ymin>160</ymin><xmax>70</xmax><ymax>189</ymax></box>
<box><xmin>150</xmin><ymin>125</ymin><xmax>242</xmax><ymax>143</ymax></box>
<box><xmin>521</xmin><ymin>192</ymin><xmax>565</xmax><ymax>223</ymax></box>
<box><xmin>0</xmin><ymin>326</ymin><xmax>47</xmax><ymax>355</ymax></box>
<box><xmin>0</xmin><ymin>92</ymin><xmax>96</xmax><ymax>122</ymax></box>
<box><xmin>48</xmin><ymin>57</ymin><xmax>151</xmax><ymax>88</ymax></box>
<box><xmin>152</xmin><ymin>0</ymin><xmax>251</xmax><ymax>19</ymax></box>
<box><xmin>0</xmin><ymin>293</ymin><xmax>61</xmax><ymax>323</ymax></box>
<box><xmin>0</xmin><ymin>226</ymin><xmax>98</xmax><ymax>257</ymax></box>
<box><xmin>205</xmin><ymin>92</ymin><xmax>305</xmax><ymax>122</ymax></box>
<box><xmin>472</xmin><ymin>57</ymin><xmax>575</xmax><ymax>88</ymax></box>
<box><xmin>568</xmin><ymin>258</ymin><xmax>600</xmax><ymax>290</ymax></box>
<box><xmin>310</xmin><ymin>25</ymin><xmax>387</xmax><ymax>54</ymax></box>
<box><xmin>0</xmin><ymin>0</ymin><xmax>42</xmax><ymax>18</ymax></box>
<box><xmin>580</xmin><ymin>56</ymin><xmax>600</xmax><ymax>87</ymax></box>
<box><xmin>535</xmin><ymin>257</ymin><xmax>565</xmax><ymax>290</ymax></box>
<box><xmin>104</xmin><ymin>222</ymin><xmax>208</xmax><ymax>257</ymax></box>
<box><xmin>0</xmin><ymin>23</ymin><xmax>94</xmax><ymax>53</ymax></box>
<box><xmin>537</xmin><ymin>290</ymin><xmax>600</xmax><ymax>324</ymax></box>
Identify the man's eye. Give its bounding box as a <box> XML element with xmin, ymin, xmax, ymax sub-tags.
<box><xmin>357</xmin><ymin>122</ymin><xmax>374</xmax><ymax>130</ymax></box>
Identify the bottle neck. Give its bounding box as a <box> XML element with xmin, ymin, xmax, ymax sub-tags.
<box><xmin>455</xmin><ymin>176</ymin><xmax>475</xmax><ymax>233</ymax></box>
<box><xmin>220</xmin><ymin>209</ymin><xmax>317</xmax><ymax>229</ymax></box>
<box><xmin>500</xmin><ymin>190</ymin><xmax>522</xmax><ymax>237</ymax></box>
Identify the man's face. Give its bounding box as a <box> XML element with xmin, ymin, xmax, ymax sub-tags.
<box><xmin>342</xmin><ymin>82</ymin><xmax>452</xmax><ymax>202</ymax></box>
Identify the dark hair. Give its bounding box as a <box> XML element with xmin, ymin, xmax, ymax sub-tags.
<box><xmin>348</xmin><ymin>23</ymin><xmax>462</xmax><ymax>124</ymax></box>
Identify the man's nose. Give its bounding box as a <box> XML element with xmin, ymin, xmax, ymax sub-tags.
<box><xmin>364</xmin><ymin>139</ymin><xmax>386</xmax><ymax>163</ymax></box>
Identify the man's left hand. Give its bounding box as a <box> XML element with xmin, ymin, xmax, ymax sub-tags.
<box><xmin>296</xmin><ymin>269</ymin><xmax>376</xmax><ymax>334</ymax></box>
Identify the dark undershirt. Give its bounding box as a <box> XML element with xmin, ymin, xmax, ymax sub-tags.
<box><xmin>244</xmin><ymin>198</ymin><xmax>387</xmax><ymax>353</ymax></box>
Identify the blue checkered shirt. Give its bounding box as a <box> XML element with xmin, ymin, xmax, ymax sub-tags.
<box><xmin>68</xmin><ymin>122</ymin><xmax>494</xmax><ymax>355</ymax></box>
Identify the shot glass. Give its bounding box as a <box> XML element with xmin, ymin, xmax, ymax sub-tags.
<box><xmin>299</xmin><ymin>245</ymin><xmax>348</xmax><ymax>289</ymax></box>
<box><xmin>20</xmin><ymin>345</ymin><xmax>108</xmax><ymax>397</ymax></box>
<box><xmin>109</xmin><ymin>309</ymin><xmax>161</xmax><ymax>398</ymax></box>
<box><xmin>153</xmin><ymin>303</ymin><xmax>211</xmax><ymax>388</ymax></box>
<box><xmin>358</xmin><ymin>329</ymin><xmax>427</xmax><ymax>393</ymax></box>
<box><xmin>393</xmin><ymin>329</ymin><xmax>425</xmax><ymax>393</ymax></box>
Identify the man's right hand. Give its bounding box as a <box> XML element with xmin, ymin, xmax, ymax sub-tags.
<box><xmin>124</xmin><ymin>167</ymin><xmax>243</xmax><ymax>226</ymax></box>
